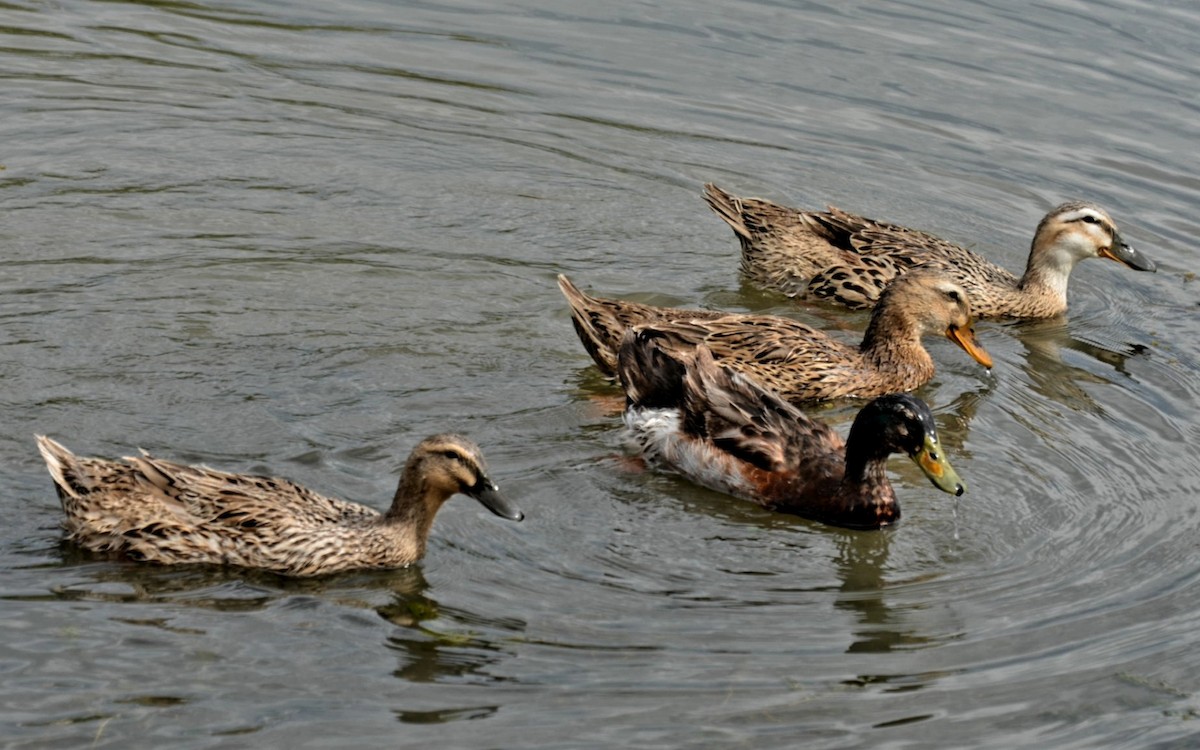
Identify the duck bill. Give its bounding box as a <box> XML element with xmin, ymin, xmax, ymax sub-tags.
<box><xmin>911</xmin><ymin>434</ymin><xmax>966</xmax><ymax>497</ymax></box>
<box><xmin>1100</xmin><ymin>233</ymin><xmax>1156</xmax><ymax>272</ymax></box>
<box><xmin>468</xmin><ymin>479</ymin><xmax>524</xmax><ymax>521</ymax></box>
<box><xmin>945</xmin><ymin>324</ymin><xmax>993</xmax><ymax>369</ymax></box>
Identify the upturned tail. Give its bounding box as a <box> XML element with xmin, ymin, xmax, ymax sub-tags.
<box><xmin>703</xmin><ymin>182</ymin><xmax>755</xmax><ymax>242</ymax></box>
<box><xmin>35</xmin><ymin>435</ymin><xmax>92</xmax><ymax>501</ymax></box>
<box><xmin>557</xmin><ymin>273</ymin><xmax>626</xmax><ymax>376</ymax></box>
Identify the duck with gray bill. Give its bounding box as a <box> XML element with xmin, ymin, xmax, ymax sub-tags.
<box><xmin>36</xmin><ymin>433</ymin><xmax>522</xmax><ymax>577</ymax></box>
<box><xmin>704</xmin><ymin>182</ymin><xmax>1156</xmax><ymax>319</ymax></box>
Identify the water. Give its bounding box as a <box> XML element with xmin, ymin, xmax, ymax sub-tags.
<box><xmin>1</xmin><ymin>0</ymin><xmax>1197</xmax><ymax>746</ymax></box>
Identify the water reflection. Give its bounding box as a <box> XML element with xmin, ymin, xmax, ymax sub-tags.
<box><xmin>826</xmin><ymin>530</ymin><xmax>970</xmax><ymax>716</ymax></box>
<box><xmin>393</xmin><ymin>704</ymin><xmax>499</xmax><ymax>724</ymax></box>
<box><xmin>1010</xmin><ymin>317</ymin><xmax>1149</xmax><ymax>414</ymax></box>
<box><xmin>3</xmin><ymin>0</ymin><xmax>1196</xmax><ymax>743</ymax></box>
<box><xmin>18</xmin><ymin>541</ymin><xmax>422</xmax><ymax>613</ymax></box>
<box><xmin>19</xmin><ymin>550</ymin><xmax>530</xmax><ymax>688</ymax></box>
<box><xmin>16</xmin><ymin>548</ymin><xmax>529</xmax><ymax>688</ymax></box>
<box><xmin>829</xmin><ymin>530</ymin><xmax>924</xmax><ymax>654</ymax></box>
<box><xmin>26</xmin><ymin>555</ymin><xmax>275</xmax><ymax>612</ymax></box>
<box><xmin>383</xmin><ymin>602</ymin><xmax>523</xmax><ymax>686</ymax></box>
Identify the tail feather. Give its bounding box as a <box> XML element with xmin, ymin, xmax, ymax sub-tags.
<box><xmin>555</xmin><ymin>273</ymin><xmax>592</xmax><ymax>317</ymax></box>
<box><xmin>36</xmin><ymin>435</ymin><xmax>92</xmax><ymax>500</ymax></box>
<box><xmin>558</xmin><ymin>274</ymin><xmax>623</xmax><ymax>375</ymax></box>
<box><xmin>703</xmin><ymin>183</ymin><xmax>753</xmax><ymax>242</ymax></box>
<box><xmin>705</xmin><ymin>182</ymin><xmax>822</xmax><ymax>237</ymax></box>
<box><xmin>557</xmin><ymin>274</ymin><xmax>729</xmax><ymax>376</ymax></box>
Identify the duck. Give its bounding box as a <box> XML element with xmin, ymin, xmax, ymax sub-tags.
<box><xmin>703</xmin><ymin>182</ymin><xmax>1156</xmax><ymax>319</ymax></box>
<box><xmin>35</xmin><ymin>433</ymin><xmax>523</xmax><ymax>577</ymax></box>
<box><xmin>616</xmin><ymin>328</ymin><xmax>965</xmax><ymax>529</ymax></box>
<box><xmin>557</xmin><ymin>271</ymin><xmax>992</xmax><ymax>404</ymax></box>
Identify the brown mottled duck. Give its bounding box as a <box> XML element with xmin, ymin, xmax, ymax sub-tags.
<box><xmin>703</xmin><ymin>182</ymin><xmax>1156</xmax><ymax>319</ymax></box>
<box><xmin>557</xmin><ymin>271</ymin><xmax>992</xmax><ymax>404</ymax></box>
<box><xmin>36</xmin><ymin>434</ymin><xmax>523</xmax><ymax>577</ymax></box>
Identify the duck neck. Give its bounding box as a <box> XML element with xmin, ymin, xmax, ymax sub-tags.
<box><xmin>384</xmin><ymin>468</ymin><xmax>444</xmax><ymax>556</ymax></box>
<box><xmin>835</xmin><ymin>424</ymin><xmax>900</xmax><ymax>526</ymax></box>
<box><xmin>1017</xmin><ymin>244</ymin><xmax>1072</xmax><ymax>311</ymax></box>
<box><xmin>859</xmin><ymin>306</ymin><xmax>933</xmax><ymax>379</ymax></box>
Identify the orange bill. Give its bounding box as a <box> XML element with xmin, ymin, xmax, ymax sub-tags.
<box><xmin>946</xmin><ymin>324</ymin><xmax>993</xmax><ymax>369</ymax></box>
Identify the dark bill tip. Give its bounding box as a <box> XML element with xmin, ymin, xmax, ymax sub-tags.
<box><xmin>1106</xmin><ymin>237</ymin><xmax>1156</xmax><ymax>273</ymax></box>
<box><xmin>469</xmin><ymin>480</ymin><xmax>524</xmax><ymax>521</ymax></box>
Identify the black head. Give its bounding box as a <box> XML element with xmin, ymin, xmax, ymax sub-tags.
<box><xmin>847</xmin><ymin>394</ymin><xmax>965</xmax><ymax>496</ymax></box>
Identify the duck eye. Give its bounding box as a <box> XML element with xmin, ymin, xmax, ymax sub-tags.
<box><xmin>947</xmin><ymin>290</ymin><xmax>961</xmax><ymax>302</ymax></box>
<box><xmin>439</xmin><ymin>450</ymin><xmax>461</xmax><ymax>462</ymax></box>
<box><xmin>1080</xmin><ymin>214</ymin><xmax>1099</xmax><ymax>224</ymax></box>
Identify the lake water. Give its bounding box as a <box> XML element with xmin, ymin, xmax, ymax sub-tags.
<box><xmin>1</xmin><ymin>0</ymin><xmax>1198</xmax><ymax>747</ymax></box>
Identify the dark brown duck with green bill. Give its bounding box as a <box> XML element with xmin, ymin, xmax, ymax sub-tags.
<box><xmin>617</xmin><ymin>329</ymin><xmax>964</xmax><ymax>529</ymax></box>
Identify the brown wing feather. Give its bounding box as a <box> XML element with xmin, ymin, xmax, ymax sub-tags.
<box><xmin>559</xmin><ymin>272</ymin><xmax>940</xmax><ymax>403</ymax></box>
<box><xmin>620</xmin><ymin>334</ymin><xmax>845</xmax><ymax>474</ymax></box>
<box><xmin>126</xmin><ymin>454</ymin><xmax>377</xmax><ymax>528</ymax></box>
<box><xmin>635</xmin><ymin>316</ymin><xmax>874</xmax><ymax>403</ymax></box>
<box><xmin>706</xmin><ymin>185</ymin><xmax>1026</xmax><ymax>316</ymax></box>
<box><xmin>682</xmin><ymin>346</ymin><xmax>844</xmax><ymax>474</ymax></box>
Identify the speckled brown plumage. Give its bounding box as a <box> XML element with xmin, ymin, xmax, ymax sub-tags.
<box><xmin>36</xmin><ymin>434</ymin><xmax>523</xmax><ymax>577</ymax></box>
<box><xmin>616</xmin><ymin>330</ymin><xmax>965</xmax><ymax>529</ymax></box>
<box><xmin>704</xmin><ymin>182</ymin><xmax>1156</xmax><ymax>319</ymax></box>
<box><xmin>557</xmin><ymin>272</ymin><xmax>991</xmax><ymax>404</ymax></box>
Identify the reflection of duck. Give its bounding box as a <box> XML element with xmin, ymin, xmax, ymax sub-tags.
<box><xmin>49</xmin><ymin>547</ymin><xmax>433</xmax><ymax>611</ymax></box>
<box><xmin>704</xmin><ymin>183</ymin><xmax>1156</xmax><ymax>319</ymax></box>
<box><xmin>558</xmin><ymin>272</ymin><xmax>991</xmax><ymax>405</ymax></box>
<box><xmin>386</xmin><ymin>598</ymin><xmax>526</xmax><ymax>689</ymax></box>
<box><xmin>36</xmin><ymin>434</ymin><xmax>523</xmax><ymax>576</ymax></box>
<box><xmin>616</xmin><ymin>329</ymin><xmax>965</xmax><ymax>529</ymax></box>
<box><xmin>830</xmin><ymin>530</ymin><xmax>909</xmax><ymax>654</ymax></box>
<box><xmin>1010</xmin><ymin>317</ymin><xmax>1150</xmax><ymax>415</ymax></box>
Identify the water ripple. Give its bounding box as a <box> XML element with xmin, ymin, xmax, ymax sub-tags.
<box><xmin>3</xmin><ymin>0</ymin><xmax>1200</xmax><ymax>746</ymax></box>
